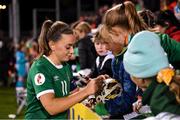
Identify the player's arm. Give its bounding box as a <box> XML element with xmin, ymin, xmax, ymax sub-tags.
<box><xmin>40</xmin><ymin>75</ymin><xmax>107</xmax><ymax>115</ymax></box>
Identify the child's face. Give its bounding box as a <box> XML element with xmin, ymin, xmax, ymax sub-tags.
<box><xmin>130</xmin><ymin>76</ymin><xmax>150</xmax><ymax>91</ymax></box>
<box><xmin>94</xmin><ymin>42</ymin><xmax>109</xmax><ymax>56</ymax></box>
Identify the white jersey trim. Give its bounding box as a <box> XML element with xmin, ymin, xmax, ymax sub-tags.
<box><xmin>43</xmin><ymin>55</ymin><xmax>63</xmax><ymax>69</ymax></box>
<box><xmin>61</xmin><ymin>81</ymin><xmax>65</xmax><ymax>95</ymax></box>
<box><xmin>36</xmin><ymin>89</ymin><xmax>54</xmax><ymax>100</ymax></box>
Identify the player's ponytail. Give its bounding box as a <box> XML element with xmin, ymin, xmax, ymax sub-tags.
<box><xmin>38</xmin><ymin>20</ymin><xmax>53</xmax><ymax>57</ymax></box>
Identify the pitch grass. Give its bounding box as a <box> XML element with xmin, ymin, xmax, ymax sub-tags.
<box><xmin>0</xmin><ymin>87</ymin><xmax>25</xmax><ymax>119</ymax></box>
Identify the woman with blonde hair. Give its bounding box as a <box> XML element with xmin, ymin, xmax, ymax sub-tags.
<box><xmin>103</xmin><ymin>1</ymin><xmax>180</xmax><ymax>69</ymax></box>
<box><xmin>74</xmin><ymin>21</ymin><xmax>97</xmax><ymax>70</ymax></box>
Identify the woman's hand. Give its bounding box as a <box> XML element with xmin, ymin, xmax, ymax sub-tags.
<box><xmin>85</xmin><ymin>75</ymin><xmax>109</xmax><ymax>95</ymax></box>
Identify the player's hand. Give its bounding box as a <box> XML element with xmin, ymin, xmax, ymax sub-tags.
<box><xmin>85</xmin><ymin>75</ymin><xmax>109</xmax><ymax>95</ymax></box>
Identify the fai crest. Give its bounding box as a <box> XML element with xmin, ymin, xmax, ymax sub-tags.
<box><xmin>34</xmin><ymin>73</ymin><xmax>45</xmax><ymax>85</ymax></box>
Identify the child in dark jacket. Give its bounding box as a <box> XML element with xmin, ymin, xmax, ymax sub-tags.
<box><xmin>89</xmin><ymin>31</ymin><xmax>114</xmax><ymax>78</ymax></box>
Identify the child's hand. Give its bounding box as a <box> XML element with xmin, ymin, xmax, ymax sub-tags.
<box><xmin>133</xmin><ymin>99</ymin><xmax>142</xmax><ymax>113</ymax></box>
<box><xmin>95</xmin><ymin>74</ymin><xmax>109</xmax><ymax>81</ymax></box>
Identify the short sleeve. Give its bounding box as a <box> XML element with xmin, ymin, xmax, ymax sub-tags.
<box><xmin>30</xmin><ymin>67</ymin><xmax>54</xmax><ymax>99</ymax></box>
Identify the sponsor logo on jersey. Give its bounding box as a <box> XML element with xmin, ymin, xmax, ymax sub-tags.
<box><xmin>34</xmin><ymin>73</ymin><xmax>45</xmax><ymax>85</ymax></box>
<box><xmin>53</xmin><ymin>75</ymin><xmax>59</xmax><ymax>81</ymax></box>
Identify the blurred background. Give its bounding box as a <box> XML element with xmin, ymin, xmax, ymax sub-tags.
<box><xmin>0</xmin><ymin>0</ymin><xmax>179</xmax><ymax>119</ymax></box>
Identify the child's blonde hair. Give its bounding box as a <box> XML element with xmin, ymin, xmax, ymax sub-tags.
<box><xmin>96</xmin><ymin>25</ymin><xmax>113</xmax><ymax>43</ymax></box>
<box><xmin>103</xmin><ymin>1</ymin><xmax>147</xmax><ymax>34</ymax></box>
<box><xmin>93</xmin><ymin>25</ymin><xmax>112</xmax><ymax>43</ymax></box>
<box><xmin>93</xmin><ymin>31</ymin><xmax>103</xmax><ymax>43</ymax></box>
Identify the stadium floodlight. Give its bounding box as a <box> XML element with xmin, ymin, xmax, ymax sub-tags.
<box><xmin>0</xmin><ymin>5</ymin><xmax>6</xmax><ymax>9</ymax></box>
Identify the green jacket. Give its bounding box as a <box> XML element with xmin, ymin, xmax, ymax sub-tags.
<box><xmin>142</xmin><ymin>79</ymin><xmax>180</xmax><ymax>116</ymax></box>
<box><xmin>158</xmin><ymin>33</ymin><xmax>180</xmax><ymax>69</ymax></box>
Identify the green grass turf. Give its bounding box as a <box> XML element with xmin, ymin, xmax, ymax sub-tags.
<box><xmin>0</xmin><ymin>87</ymin><xmax>25</xmax><ymax>119</ymax></box>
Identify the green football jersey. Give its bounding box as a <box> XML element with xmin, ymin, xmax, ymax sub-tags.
<box><xmin>25</xmin><ymin>55</ymin><xmax>72</xmax><ymax>119</ymax></box>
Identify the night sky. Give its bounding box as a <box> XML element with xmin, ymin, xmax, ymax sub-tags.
<box><xmin>0</xmin><ymin>0</ymin><xmax>112</xmax><ymax>36</ymax></box>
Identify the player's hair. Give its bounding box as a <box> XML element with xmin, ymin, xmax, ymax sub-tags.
<box><xmin>38</xmin><ymin>20</ymin><xmax>73</xmax><ymax>57</ymax></box>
